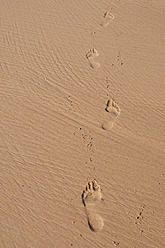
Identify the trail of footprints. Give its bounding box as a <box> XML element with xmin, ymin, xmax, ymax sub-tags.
<box><xmin>81</xmin><ymin>9</ymin><xmax>121</xmax><ymax>234</ymax></box>
<box><xmin>79</xmin><ymin>128</ymin><xmax>96</xmax><ymax>174</ymax></box>
<box><xmin>85</xmin><ymin>10</ymin><xmax>120</xmax><ymax>131</ymax></box>
<box><xmin>86</xmin><ymin>11</ymin><xmax>114</xmax><ymax>69</ymax></box>
<box><xmin>79</xmin><ymin>128</ymin><xmax>94</xmax><ymax>152</ymax></box>
<box><xmin>135</xmin><ymin>205</ymin><xmax>145</xmax><ymax>234</ymax></box>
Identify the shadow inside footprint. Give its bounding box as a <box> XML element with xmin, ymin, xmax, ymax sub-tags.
<box><xmin>88</xmin><ymin>219</ymin><xmax>95</xmax><ymax>232</ymax></box>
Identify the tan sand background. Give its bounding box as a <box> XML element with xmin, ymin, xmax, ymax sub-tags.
<box><xmin>0</xmin><ymin>0</ymin><xmax>165</xmax><ymax>247</ymax></box>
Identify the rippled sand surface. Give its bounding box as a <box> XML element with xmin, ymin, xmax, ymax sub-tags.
<box><xmin>0</xmin><ymin>0</ymin><xmax>165</xmax><ymax>247</ymax></box>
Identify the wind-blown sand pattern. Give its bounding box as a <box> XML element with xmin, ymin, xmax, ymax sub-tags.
<box><xmin>0</xmin><ymin>0</ymin><xmax>165</xmax><ymax>247</ymax></box>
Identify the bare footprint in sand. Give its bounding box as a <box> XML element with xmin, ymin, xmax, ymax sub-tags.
<box><xmin>102</xmin><ymin>99</ymin><xmax>121</xmax><ymax>130</ymax></box>
<box><xmin>100</xmin><ymin>11</ymin><xmax>114</xmax><ymax>27</ymax></box>
<box><xmin>86</xmin><ymin>49</ymin><xmax>100</xmax><ymax>69</ymax></box>
<box><xmin>82</xmin><ymin>179</ymin><xmax>104</xmax><ymax>232</ymax></box>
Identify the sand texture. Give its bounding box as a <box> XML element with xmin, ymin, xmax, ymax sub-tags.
<box><xmin>0</xmin><ymin>0</ymin><xmax>165</xmax><ymax>247</ymax></box>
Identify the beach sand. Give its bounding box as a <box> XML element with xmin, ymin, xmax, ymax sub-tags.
<box><xmin>0</xmin><ymin>0</ymin><xmax>165</xmax><ymax>247</ymax></box>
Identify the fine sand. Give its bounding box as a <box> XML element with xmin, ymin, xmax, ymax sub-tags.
<box><xmin>0</xmin><ymin>0</ymin><xmax>165</xmax><ymax>247</ymax></box>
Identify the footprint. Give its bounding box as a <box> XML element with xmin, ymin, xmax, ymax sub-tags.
<box><xmin>101</xmin><ymin>99</ymin><xmax>121</xmax><ymax>130</ymax></box>
<box><xmin>82</xmin><ymin>179</ymin><xmax>104</xmax><ymax>232</ymax></box>
<box><xmin>86</xmin><ymin>49</ymin><xmax>100</xmax><ymax>69</ymax></box>
<box><xmin>100</xmin><ymin>11</ymin><xmax>114</xmax><ymax>27</ymax></box>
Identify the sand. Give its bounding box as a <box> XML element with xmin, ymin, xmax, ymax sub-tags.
<box><xmin>0</xmin><ymin>0</ymin><xmax>165</xmax><ymax>247</ymax></box>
